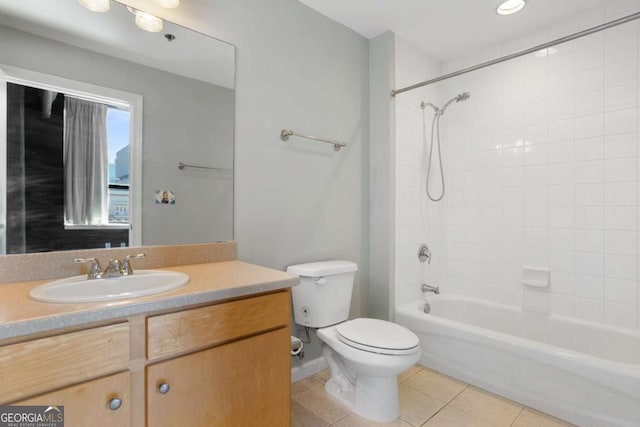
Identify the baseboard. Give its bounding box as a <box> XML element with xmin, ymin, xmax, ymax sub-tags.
<box><xmin>291</xmin><ymin>356</ymin><xmax>328</xmax><ymax>383</ymax></box>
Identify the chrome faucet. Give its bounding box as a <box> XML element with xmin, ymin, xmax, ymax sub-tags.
<box><xmin>73</xmin><ymin>257</ymin><xmax>104</xmax><ymax>279</ymax></box>
<box><xmin>122</xmin><ymin>253</ymin><xmax>145</xmax><ymax>276</ymax></box>
<box><xmin>103</xmin><ymin>259</ymin><xmax>123</xmax><ymax>278</ymax></box>
<box><xmin>74</xmin><ymin>253</ymin><xmax>145</xmax><ymax>279</ymax></box>
<box><xmin>421</xmin><ymin>283</ymin><xmax>440</xmax><ymax>294</ymax></box>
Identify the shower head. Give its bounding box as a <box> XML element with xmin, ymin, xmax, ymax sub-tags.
<box><xmin>441</xmin><ymin>91</ymin><xmax>471</xmax><ymax>114</ymax></box>
<box><xmin>456</xmin><ymin>92</ymin><xmax>471</xmax><ymax>102</ymax></box>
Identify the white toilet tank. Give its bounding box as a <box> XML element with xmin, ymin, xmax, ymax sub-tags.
<box><xmin>287</xmin><ymin>260</ymin><xmax>358</xmax><ymax>328</ymax></box>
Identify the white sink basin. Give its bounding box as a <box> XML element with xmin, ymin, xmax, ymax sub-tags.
<box><xmin>29</xmin><ymin>270</ymin><xmax>190</xmax><ymax>303</ymax></box>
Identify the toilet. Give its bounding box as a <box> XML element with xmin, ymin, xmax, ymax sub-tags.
<box><xmin>288</xmin><ymin>260</ymin><xmax>420</xmax><ymax>422</ymax></box>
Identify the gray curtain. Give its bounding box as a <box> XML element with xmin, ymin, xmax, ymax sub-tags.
<box><xmin>64</xmin><ymin>97</ymin><xmax>108</xmax><ymax>225</ymax></box>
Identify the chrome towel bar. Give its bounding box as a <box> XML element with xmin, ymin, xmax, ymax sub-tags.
<box><xmin>177</xmin><ymin>162</ymin><xmax>231</xmax><ymax>172</ymax></box>
<box><xmin>280</xmin><ymin>129</ymin><xmax>346</xmax><ymax>151</ymax></box>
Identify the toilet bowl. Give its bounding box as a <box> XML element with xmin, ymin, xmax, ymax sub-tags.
<box><xmin>287</xmin><ymin>260</ymin><xmax>420</xmax><ymax>422</ymax></box>
<box><xmin>317</xmin><ymin>318</ymin><xmax>420</xmax><ymax>422</ymax></box>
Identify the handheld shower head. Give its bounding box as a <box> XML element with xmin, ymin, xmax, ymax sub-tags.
<box><xmin>456</xmin><ymin>92</ymin><xmax>471</xmax><ymax>102</ymax></box>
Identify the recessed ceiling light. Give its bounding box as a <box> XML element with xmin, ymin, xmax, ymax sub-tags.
<box><xmin>497</xmin><ymin>0</ymin><xmax>526</xmax><ymax>15</ymax></box>
<box><xmin>79</xmin><ymin>0</ymin><xmax>110</xmax><ymax>13</ymax></box>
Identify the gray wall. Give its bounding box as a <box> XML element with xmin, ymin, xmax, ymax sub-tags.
<box><xmin>0</xmin><ymin>24</ymin><xmax>234</xmax><ymax>246</ymax></box>
<box><xmin>121</xmin><ymin>0</ymin><xmax>371</xmax><ymax>364</ymax></box>
<box><xmin>369</xmin><ymin>32</ymin><xmax>396</xmax><ymax>320</ymax></box>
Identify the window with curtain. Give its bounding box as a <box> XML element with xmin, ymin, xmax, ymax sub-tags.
<box><xmin>64</xmin><ymin>96</ymin><xmax>130</xmax><ymax>227</ymax></box>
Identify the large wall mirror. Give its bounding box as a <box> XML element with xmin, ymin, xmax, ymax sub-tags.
<box><xmin>0</xmin><ymin>0</ymin><xmax>235</xmax><ymax>254</ymax></box>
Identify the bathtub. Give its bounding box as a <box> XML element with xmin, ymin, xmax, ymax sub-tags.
<box><xmin>395</xmin><ymin>295</ymin><xmax>640</xmax><ymax>427</ymax></box>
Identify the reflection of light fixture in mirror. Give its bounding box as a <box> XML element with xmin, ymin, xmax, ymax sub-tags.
<box><xmin>497</xmin><ymin>0</ymin><xmax>526</xmax><ymax>15</ymax></box>
<box><xmin>153</xmin><ymin>0</ymin><xmax>180</xmax><ymax>8</ymax></box>
<box><xmin>79</xmin><ymin>0</ymin><xmax>110</xmax><ymax>12</ymax></box>
<box><xmin>127</xmin><ymin>7</ymin><xmax>163</xmax><ymax>32</ymax></box>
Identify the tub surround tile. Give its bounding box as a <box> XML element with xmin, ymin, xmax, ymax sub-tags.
<box><xmin>449</xmin><ymin>386</ymin><xmax>523</xmax><ymax>427</ymax></box>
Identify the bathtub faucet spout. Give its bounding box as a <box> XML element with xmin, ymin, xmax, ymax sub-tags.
<box><xmin>421</xmin><ymin>283</ymin><xmax>440</xmax><ymax>295</ymax></box>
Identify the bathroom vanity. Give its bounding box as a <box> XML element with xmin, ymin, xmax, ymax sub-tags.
<box><xmin>0</xmin><ymin>258</ymin><xmax>297</xmax><ymax>426</ymax></box>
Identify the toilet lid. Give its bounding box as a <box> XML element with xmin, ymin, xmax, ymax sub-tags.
<box><xmin>336</xmin><ymin>318</ymin><xmax>419</xmax><ymax>355</ymax></box>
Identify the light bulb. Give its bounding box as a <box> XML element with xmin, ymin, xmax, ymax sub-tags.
<box><xmin>497</xmin><ymin>0</ymin><xmax>526</xmax><ymax>15</ymax></box>
<box><xmin>153</xmin><ymin>0</ymin><xmax>180</xmax><ymax>8</ymax></box>
<box><xmin>79</xmin><ymin>0</ymin><xmax>110</xmax><ymax>13</ymax></box>
<box><xmin>135</xmin><ymin>11</ymin><xmax>163</xmax><ymax>32</ymax></box>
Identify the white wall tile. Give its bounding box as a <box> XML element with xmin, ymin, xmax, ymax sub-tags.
<box><xmin>575</xmin><ymin>297</ymin><xmax>604</xmax><ymax>323</ymax></box>
<box><xmin>604</xmin><ymin>301</ymin><xmax>637</xmax><ymax>329</ymax></box>
<box><xmin>395</xmin><ymin>18</ymin><xmax>640</xmax><ymax>329</ymax></box>
<box><xmin>604</xmin><ymin>157</ymin><xmax>636</xmax><ymax>182</ymax></box>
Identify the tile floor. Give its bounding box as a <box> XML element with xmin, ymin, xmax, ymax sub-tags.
<box><xmin>292</xmin><ymin>365</ymin><xmax>575</xmax><ymax>427</ymax></box>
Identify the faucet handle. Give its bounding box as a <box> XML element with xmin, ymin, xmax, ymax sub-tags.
<box><xmin>122</xmin><ymin>253</ymin><xmax>145</xmax><ymax>276</ymax></box>
<box><xmin>73</xmin><ymin>257</ymin><xmax>103</xmax><ymax>279</ymax></box>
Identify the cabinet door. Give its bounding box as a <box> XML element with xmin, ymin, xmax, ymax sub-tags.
<box><xmin>14</xmin><ymin>371</ymin><xmax>131</xmax><ymax>427</ymax></box>
<box><xmin>147</xmin><ymin>327</ymin><xmax>290</xmax><ymax>427</ymax></box>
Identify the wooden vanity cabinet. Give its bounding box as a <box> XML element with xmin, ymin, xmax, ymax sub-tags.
<box><xmin>0</xmin><ymin>323</ymin><xmax>131</xmax><ymax>426</ymax></box>
<box><xmin>15</xmin><ymin>372</ymin><xmax>131</xmax><ymax>427</ymax></box>
<box><xmin>0</xmin><ymin>289</ymin><xmax>292</xmax><ymax>427</ymax></box>
<box><xmin>145</xmin><ymin>290</ymin><xmax>291</xmax><ymax>427</ymax></box>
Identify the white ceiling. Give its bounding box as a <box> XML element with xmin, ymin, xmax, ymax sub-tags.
<box><xmin>299</xmin><ymin>0</ymin><xmax>614</xmax><ymax>61</ymax></box>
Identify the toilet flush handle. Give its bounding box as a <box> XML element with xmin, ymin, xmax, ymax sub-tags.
<box><xmin>313</xmin><ymin>277</ymin><xmax>327</xmax><ymax>285</ymax></box>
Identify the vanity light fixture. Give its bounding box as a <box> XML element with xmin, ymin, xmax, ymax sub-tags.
<box><xmin>127</xmin><ymin>7</ymin><xmax>163</xmax><ymax>32</ymax></box>
<box><xmin>497</xmin><ymin>0</ymin><xmax>526</xmax><ymax>15</ymax></box>
<box><xmin>135</xmin><ymin>10</ymin><xmax>163</xmax><ymax>32</ymax></box>
<box><xmin>79</xmin><ymin>0</ymin><xmax>110</xmax><ymax>13</ymax></box>
<box><xmin>153</xmin><ymin>0</ymin><xmax>180</xmax><ymax>8</ymax></box>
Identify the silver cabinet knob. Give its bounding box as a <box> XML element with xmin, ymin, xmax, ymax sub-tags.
<box><xmin>109</xmin><ymin>397</ymin><xmax>122</xmax><ymax>410</ymax></box>
<box><xmin>158</xmin><ymin>383</ymin><xmax>171</xmax><ymax>394</ymax></box>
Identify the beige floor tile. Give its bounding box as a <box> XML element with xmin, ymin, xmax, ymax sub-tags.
<box><xmin>399</xmin><ymin>384</ymin><xmax>446</xmax><ymax>426</ymax></box>
<box><xmin>449</xmin><ymin>386</ymin><xmax>522</xmax><ymax>427</ymax></box>
<box><xmin>317</xmin><ymin>369</ymin><xmax>331</xmax><ymax>380</ymax></box>
<box><xmin>331</xmin><ymin>413</ymin><xmax>413</xmax><ymax>427</ymax></box>
<box><xmin>292</xmin><ymin>400</ymin><xmax>331</xmax><ymax>427</ymax></box>
<box><xmin>294</xmin><ymin>389</ymin><xmax>351</xmax><ymax>424</ymax></box>
<box><xmin>512</xmin><ymin>408</ymin><xmax>575</xmax><ymax>427</ymax></box>
<box><xmin>422</xmin><ymin>406</ymin><xmax>494</xmax><ymax>427</ymax></box>
<box><xmin>398</xmin><ymin>364</ymin><xmax>423</xmax><ymax>383</ymax></box>
<box><xmin>293</xmin><ymin>378</ymin><xmax>313</xmax><ymax>395</ymax></box>
<box><xmin>403</xmin><ymin>369</ymin><xmax>467</xmax><ymax>403</ymax></box>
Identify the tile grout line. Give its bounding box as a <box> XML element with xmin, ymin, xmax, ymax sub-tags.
<box><xmin>509</xmin><ymin>407</ymin><xmax>526</xmax><ymax>427</ymax></box>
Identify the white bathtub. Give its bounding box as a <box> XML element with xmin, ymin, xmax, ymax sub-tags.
<box><xmin>395</xmin><ymin>295</ymin><xmax>640</xmax><ymax>427</ymax></box>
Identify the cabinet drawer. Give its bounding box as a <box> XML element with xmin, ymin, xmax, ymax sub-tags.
<box><xmin>147</xmin><ymin>290</ymin><xmax>290</xmax><ymax>360</ymax></box>
<box><xmin>14</xmin><ymin>371</ymin><xmax>131</xmax><ymax>427</ymax></box>
<box><xmin>0</xmin><ymin>323</ymin><xmax>130</xmax><ymax>404</ymax></box>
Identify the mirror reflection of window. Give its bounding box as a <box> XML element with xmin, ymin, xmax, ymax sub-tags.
<box><xmin>3</xmin><ymin>83</ymin><xmax>131</xmax><ymax>254</ymax></box>
<box><xmin>63</xmin><ymin>96</ymin><xmax>130</xmax><ymax>228</ymax></box>
<box><xmin>106</xmin><ymin>107</ymin><xmax>130</xmax><ymax>225</ymax></box>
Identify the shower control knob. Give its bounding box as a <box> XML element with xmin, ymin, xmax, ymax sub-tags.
<box><xmin>158</xmin><ymin>383</ymin><xmax>171</xmax><ymax>394</ymax></box>
<box><xmin>418</xmin><ymin>244</ymin><xmax>432</xmax><ymax>263</ymax></box>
